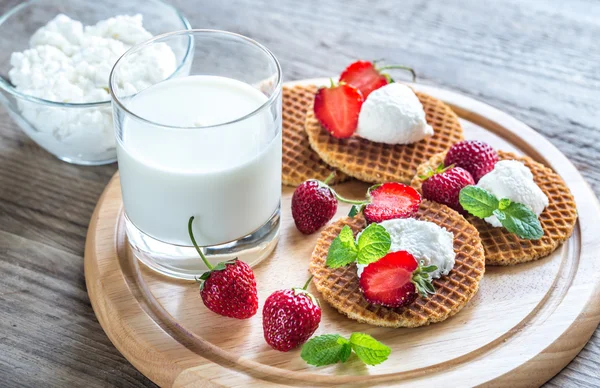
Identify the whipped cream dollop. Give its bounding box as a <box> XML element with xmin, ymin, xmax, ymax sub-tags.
<box><xmin>477</xmin><ymin>160</ymin><xmax>549</xmax><ymax>227</ymax></box>
<box><xmin>356</xmin><ymin>83</ymin><xmax>434</xmax><ymax>145</ymax></box>
<box><xmin>356</xmin><ymin>218</ymin><xmax>455</xmax><ymax>279</ymax></box>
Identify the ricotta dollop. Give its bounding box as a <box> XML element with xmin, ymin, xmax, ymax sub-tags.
<box><xmin>356</xmin><ymin>218</ymin><xmax>455</xmax><ymax>279</ymax></box>
<box><xmin>476</xmin><ymin>160</ymin><xmax>549</xmax><ymax>227</ymax></box>
<box><xmin>356</xmin><ymin>83</ymin><xmax>433</xmax><ymax>145</ymax></box>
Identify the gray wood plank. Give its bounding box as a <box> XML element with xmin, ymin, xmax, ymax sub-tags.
<box><xmin>0</xmin><ymin>0</ymin><xmax>598</xmax><ymax>386</ymax></box>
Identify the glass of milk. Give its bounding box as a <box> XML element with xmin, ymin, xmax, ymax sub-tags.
<box><xmin>109</xmin><ymin>30</ymin><xmax>282</xmax><ymax>280</ymax></box>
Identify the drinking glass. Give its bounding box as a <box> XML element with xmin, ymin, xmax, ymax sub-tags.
<box><xmin>110</xmin><ymin>30</ymin><xmax>282</xmax><ymax>279</ymax></box>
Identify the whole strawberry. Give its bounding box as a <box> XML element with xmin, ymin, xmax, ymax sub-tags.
<box><xmin>292</xmin><ymin>174</ymin><xmax>338</xmax><ymax>234</ymax></box>
<box><xmin>421</xmin><ymin>165</ymin><xmax>475</xmax><ymax>212</ymax></box>
<box><xmin>444</xmin><ymin>140</ymin><xmax>498</xmax><ymax>182</ymax></box>
<box><xmin>189</xmin><ymin>217</ymin><xmax>258</xmax><ymax>319</ymax></box>
<box><xmin>263</xmin><ymin>277</ymin><xmax>321</xmax><ymax>352</ymax></box>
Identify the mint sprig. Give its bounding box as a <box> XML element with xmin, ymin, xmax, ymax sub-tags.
<box><xmin>326</xmin><ymin>224</ymin><xmax>391</xmax><ymax>268</ymax></box>
<box><xmin>301</xmin><ymin>333</ymin><xmax>391</xmax><ymax>367</ymax></box>
<box><xmin>459</xmin><ymin>186</ymin><xmax>543</xmax><ymax>240</ymax></box>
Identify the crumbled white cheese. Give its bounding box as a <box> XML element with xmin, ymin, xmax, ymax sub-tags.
<box><xmin>356</xmin><ymin>83</ymin><xmax>433</xmax><ymax>145</ymax></box>
<box><xmin>476</xmin><ymin>160</ymin><xmax>549</xmax><ymax>227</ymax></box>
<box><xmin>8</xmin><ymin>14</ymin><xmax>177</xmax><ymax>161</ymax></box>
<box><xmin>356</xmin><ymin>218</ymin><xmax>455</xmax><ymax>279</ymax></box>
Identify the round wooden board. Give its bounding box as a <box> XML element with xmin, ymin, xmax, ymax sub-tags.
<box><xmin>85</xmin><ymin>79</ymin><xmax>600</xmax><ymax>387</ymax></box>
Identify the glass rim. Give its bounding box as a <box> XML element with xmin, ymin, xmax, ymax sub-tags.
<box><xmin>0</xmin><ymin>0</ymin><xmax>192</xmax><ymax>108</ymax></box>
<box><xmin>109</xmin><ymin>29</ymin><xmax>283</xmax><ymax>130</ymax></box>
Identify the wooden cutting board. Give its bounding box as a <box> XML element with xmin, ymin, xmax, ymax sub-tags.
<box><xmin>84</xmin><ymin>80</ymin><xmax>600</xmax><ymax>387</ymax></box>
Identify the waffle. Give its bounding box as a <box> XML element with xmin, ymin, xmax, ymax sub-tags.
<box><xmin>309</xmin><ymin>201</ymin><xmax>485</xmax><ymax>328</ymax></box>
<box><xmin>282</xmin><ymin>85</ymin><xmax>349</xmax><ymax>186</ymax></box>
<box><xmin>304</xmin><ymin>91</ymin><xmax>464</xmax><ymax>184</ymax></box>
<box><xmin>410</xmin><ymin>151</ymin><xmax>578</xmax><ymax>265</ymax></box>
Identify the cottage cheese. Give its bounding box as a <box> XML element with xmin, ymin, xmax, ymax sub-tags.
<box><xmin>356</xmin><ymin>218</ymin><xmax>455</xmax><ymax>279</ymax></box>
<box><xmin>356</xmin><ymin>83</ymin><xmax>433</xmax><ymax>145</ymax></box>
<box><xmin>476</xmin><ymin>160</ymin><xmax>549</xmax><ymax>227</ymax></box>
<box><xmin>8</xmin><ymin>14</ymin><xmax>177</xmax><ymax>162</ymax></box>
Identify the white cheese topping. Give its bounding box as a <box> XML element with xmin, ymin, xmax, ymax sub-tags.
<box><xmin>356</xmin><ymin>83</ymin><xmax>433</xmax><ymax>145</ymax></box>
<box><xmin>476</xmin><ymin>160</ymin><xmax>549</xmax><ymax>227</ymax></box>
<box><xmin>7</xmin><ymin>14</ymin><xmax>177</xmax><ymax>159</ymax></box>
<box><xmin>356</xmin><ymin>218</ymin><xmax>455</xmax><ymax>279</ymax></box>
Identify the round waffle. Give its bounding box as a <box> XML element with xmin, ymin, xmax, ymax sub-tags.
<box><xmin>309</xmin><ymin>201</ymin><xmax>485</xmax><ymax>328</ymax></box>
<box><xmin>304</xmin><ymin>90</ymin><xmax>464</xmax><ymax>184</ymax></box>
<box><xmin>282</xmin><ymin>85</ymin><xmax>349</xmax><ymax>186</ymax></box>
<box><xmin>411</xmin><ymin>151</ymin><xmax>578</xmax><ymax>265</ymax></box>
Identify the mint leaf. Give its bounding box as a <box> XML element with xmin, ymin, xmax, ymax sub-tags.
<box><xmin>326</xmin><ymin>225</ymin><xmax>358</xmax><ymax>268</ymax></box>
<box><xmin>301</xmin><ymin>334</ymin><xmax>350</xmax><ymax>366</ymax></box>
<box><xmin>500</xmin><ymin>202</ymin><xmax>544</xmax><ymax>240</ymax></box>
<box><xmin>459</xmin><ymin>186</ymin><xmax>499</xmax><ymax>218</ymax></box>
<box><xmin>339</xmin><ymin>341</ymin><xmax>352</xmax><ymax>362</ymax></box>
<box><xmin>356</xmin><ymin>224</ymin><xmax>391</xmax><ymax>265</ymax></box>
<box><xmin>349</xmin><ymin>333</ymin><xmax>391</xmax><ymax>366</ymax></box>
<box><xmin>498</xmin><ymin>198</ymin><xmax>511</xmax><ymax>210</ymax></box>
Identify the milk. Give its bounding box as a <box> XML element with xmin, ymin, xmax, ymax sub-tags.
<box><xmin>117</xmin><ymin>75</ymin><xmax>281</xmax><ymax>246</ymax></box>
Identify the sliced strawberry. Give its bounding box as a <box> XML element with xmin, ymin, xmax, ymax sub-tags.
<box><xmin>313</xmin><ymin>81</ymin><xmax>363</xmax><ymax>139</ymax></box>
<box><xmin>359</xmin><ymin>251</ymin><xmax>436</xmax><ymax>308</ymax></box>
<box><xmin>339</xmin><ymin>60</ymin><xmax>416</xmax><ymax>99</ymax></box>
<box><xmin>363</xmin><ymin>183</ymin><xmax>422</xmax><ymax>223</ymax></box>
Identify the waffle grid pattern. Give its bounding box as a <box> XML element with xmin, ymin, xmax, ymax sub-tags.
<box><xmin>282</xmin><ymin>85</ymin><xmax>349</xmax><ymax>186</ymax></box>
<box><xmin>309</xmin><ymin>201</ymin><xmax>485</xmax><ymax>328</ymax></box>
<box><xmin>411</xmin><ymin>151</ymin><xmax>578</xmax><ymax>265</ymax></box>
<box><xmin>304</xmin><ymin>91</ymin><xmax>464</xmax><ymax>184</ymax></box>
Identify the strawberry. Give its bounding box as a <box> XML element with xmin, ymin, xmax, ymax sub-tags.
<box><xmin>189</xmin><ymin>217</ymin><xmax>258</xmax><ymax>319</ymax></box>
<box><xmin>313</xmin><ymin>80</ymin><xmax>363</xmax><ymax>139</ymax></box>
<box><xmin>359</xmin><ymin>251</ymin><xmax>436</xmax><ymax>308</ymax></box>
<box><xmin>421</xmin><ymin>165</ymin><xmax>475</xmax><ymax>212</ymax></box>
<box><xmin>291</xmin><ymin>174</ymin><xmax>338</xmax><ymax>234</ymax></box>
<box><xmin>263</xmin><ymin>277</ymin><xmax>322</xmax><ymax>352</ymax></box>
<box><xmin>362</xmin><ymin>182</ymin><xmax>422</xmax><ymax>223</ymax></box>
<box><xmin>444</xmin><ymin>140</ymin><xmax>499</xmax><ymax>183</ymax></box>
<box><xmin>339</xmin><ymin>60</ymin><xmax>416</xmax><ymax>99</ymax></box>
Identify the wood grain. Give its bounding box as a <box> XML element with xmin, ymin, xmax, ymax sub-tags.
<box><xmin>0</xmin><ymin>0</ymin><xmax>599</xmax><ymax>387</ymax></box>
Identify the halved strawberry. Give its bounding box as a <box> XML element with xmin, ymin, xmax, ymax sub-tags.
<box><xmin>339</xmin><ymin>60</ymin><xmax>416</xmax><ymax>99</ymax></box>
<box><xmin>313</xmin><ymin>81</ymin><xmax>363</xmax><ymax>139</ymax></box>
<box><xmin>362</xmin><ymin>183</ymin><xmax>422</xmax><ymax>223</ymax></box>
<box><xmin>359</xmin><ymin>251</ymin><xmax>436</xmax><ymax>308</ymax></box>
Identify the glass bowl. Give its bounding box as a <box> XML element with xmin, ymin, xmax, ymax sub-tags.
<box><xmin>0</xmin><ymin>0</ymin><xmax>191</xmax><ymax>165</ymax></box>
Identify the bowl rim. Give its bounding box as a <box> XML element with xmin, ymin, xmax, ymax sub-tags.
<box><xmin>109</xmin><ymin>29</ymin><xmax>283</xmax><ymax>131</ymax></box>
<box><xmin>0</xmin><ymin>0</ymin><xmax>192</xmax><ymax>108</ymax></box>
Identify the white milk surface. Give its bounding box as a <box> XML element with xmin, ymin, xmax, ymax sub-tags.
<box><xmin>117</xmin><ymin>75</ymin><xmax>281</xmax><ymax>246</ymax></box>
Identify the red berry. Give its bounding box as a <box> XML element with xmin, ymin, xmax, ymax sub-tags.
<box><xmin>292</xmin><ymin>180</ymin><xmax>338</xmax><ymax>234</ymax></box>
<box><xmin>359</xmin><ymin>251</ymin><xmax>434</xmax><ymax>308</ymax></box>
<box><xmin>313</xmin><ymin>82</ymin><xmax>363</xmax><ymax>139</ymax></box>
<box><xmin>421</xmin><ymin>166</ymin><xmax>475</xmax><ymax>212</ymax></box>
<box><xmin>444</xmin><ymin>140</ymin><xmax>499</xmax><ymax>182</ymax></box>
<box><xmin>200</xmin><ymin>260</ymin><xmax>258</xmax><ymax>319</ymax></box>
<box><xmin>339</xmin><ymin>61</ymin><xmax>389</xmax><ymax>99</ymax></box>
<box><xmin>363</xmin><ymin>182</ymin><xmax>422</xmax><ymax>223</ymax></box>
<box><xmin>263</xmin><ymin>288</ymin><xmax>321</xmax><ymax>352</ymax></box>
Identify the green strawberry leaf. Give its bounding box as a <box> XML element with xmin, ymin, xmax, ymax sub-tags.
<box><xmin>301</xmin><ymin>334</ymin><xmax>350</xmax><ymax>367</ymax></box>
<box><xmin>499</xmin><ymin>202</ymin><xmax>544</xmax><ymax>240</ymax></box>
<box><xmin>348</xmin><ymin>204</ymin><xmax>364</xmax><ymax>218</ymax></box>
<box><xmin>326</xmin><ymin>225</ymin><xmax>358</xmax><ymax>268</ymax></box>
<box><xmin>459</xmin><ymin>186</ymin><xmax>499</xmax><ymax>218</ymax></box>
<box><xmin>349</xmin><ymin>333</ymin><xmax>391</xmax><ymax>366</ymax></box>
<box><xmin>356</xmin><ymin>224</ymin><xmax>391</xmax><ymax>265</ymax></box>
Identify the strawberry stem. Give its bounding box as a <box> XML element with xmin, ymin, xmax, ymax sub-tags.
<box><xmin>323</xmin><ymin>172</ymin><xmax>336</xmax><ymax>185</ymax></box>
<box><xmin>329</xmin><ymin>78</ymin><xmax>336</xmax><ymax>88</ymax></box>
<box><xmin>333</xmin><ymin>191</ymin><xmax>367</xmax><ymax>205</ymax></box>
<box><xmin>377</xmin><ymin>65</ymin><xmax>416</xmax><ymax>82</ymax></box>
<box><xmin>302</xmin><ymin>275</ymin><xmax>314</xmax><ymax>290</ymax></box>
<box><xmin>188</xmin><ymin>216</ymin><xmax>213</xmax><ymax>271</ymax></box>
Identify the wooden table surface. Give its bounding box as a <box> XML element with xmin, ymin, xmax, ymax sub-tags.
<box><xmin>0</xmin><ymin>0</ymin><xmax>598</xmax><ymax>386</ymax></box>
